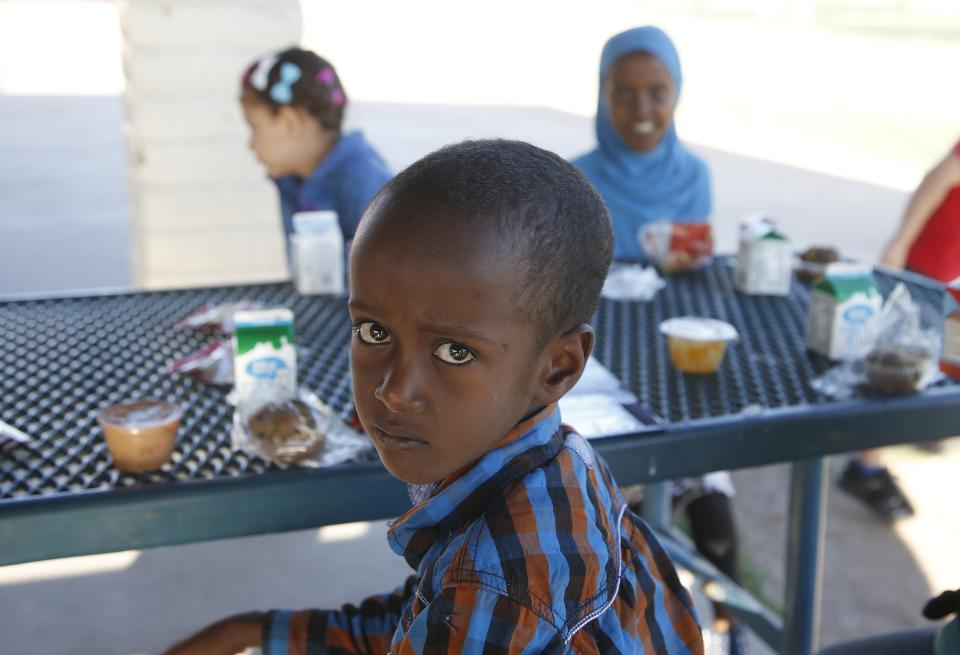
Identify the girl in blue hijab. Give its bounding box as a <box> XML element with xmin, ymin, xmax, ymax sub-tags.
<box><xmin>576</xmin><ymin>30</ymin><xmax>747</xmax><ymax>654</ymax></box>
<box><xmin>574</xmin><ymin>26</ymin><xmax>711</xmax><ymax>260</ymax></box>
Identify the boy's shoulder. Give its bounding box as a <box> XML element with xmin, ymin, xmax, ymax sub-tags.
<box><xmin>440</xmin><ymin>430</ymin><xmax>626</xmax><ymax>631</ymax></box>
<box><xmin>405</xmin><ymin>426</ymin><xmax>702</xmax><ymax>652</ymax></box>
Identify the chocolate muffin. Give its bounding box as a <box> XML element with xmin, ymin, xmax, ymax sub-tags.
<box><xmin>865</xmin><ymin>344</ymin><xmax>929</xmax><ymax>395</ymax></box>
<box><xmin>797</xmin><ymin>246</ymin><xmax>840</xmax><ymax>282</ymax></box>
<box><xmin>248</xmin><ymin>400</ymin><xmax>326</xmax><ymax>463</ymax></box>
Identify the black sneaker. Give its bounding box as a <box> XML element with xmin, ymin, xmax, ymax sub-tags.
<box><xmin>837</xmin><ymin>461</ymin><xmax>915</xmax><ymax>520</ymax></box>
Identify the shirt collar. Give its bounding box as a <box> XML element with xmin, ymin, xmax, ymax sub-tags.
<box><xmin>387</xmin><ymin>405</ymin><xmax>563</xmax><ymax>570</ymax></box>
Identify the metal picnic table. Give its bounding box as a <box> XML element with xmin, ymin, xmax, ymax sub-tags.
<box><xmin>1</xmin><ymin>256</ymin><xmax>956</xmax><ymax>655</ymax></box>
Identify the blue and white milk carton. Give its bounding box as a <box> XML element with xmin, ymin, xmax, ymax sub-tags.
<box><xmin>734</xmin><ymin>215</ymin><xmax>793</xmax><ymax>296</ymax></box>
<box><xmin>290</xmin><ymin>210</ymin><xmax>344</xmax><ymax>295</ymax></box>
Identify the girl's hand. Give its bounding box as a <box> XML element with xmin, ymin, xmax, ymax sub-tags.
<box><xmin>163</xmin><ymin>612</ymin><xmax>266</xmax><ymax>655</ymax></box>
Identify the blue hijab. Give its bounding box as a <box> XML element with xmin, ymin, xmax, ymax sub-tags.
<box><xmin>573</xmin><ymin>26</ymin><xmax>711</xmax><ymax>260</ymax></box>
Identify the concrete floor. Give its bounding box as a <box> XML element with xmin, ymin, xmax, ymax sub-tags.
<box><xmin>2</xmin><ymin>97</ymin><xmax>957</xmax><ymax>655</ymax></box>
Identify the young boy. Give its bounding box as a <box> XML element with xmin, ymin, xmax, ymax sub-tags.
<box><xmin>165</xmin><ymin>140</ymin><xmax>703</xmax><ymax>655</ymax></box>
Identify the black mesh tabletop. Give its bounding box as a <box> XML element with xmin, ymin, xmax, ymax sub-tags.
<box><xmin>0</xmin><ymin>284</ymin><xmax>356</xmax><ymax>500</ymax></box>
<box><xmin>0</xmin><ymin>259</ymin><xmax>951</xmax><ymax>502</ymax></box>
<box><xmin>1</xmin><ymin>259</ymin><xmax>958</xmax><ymax>565</ymax></box>
<box><xmin>593</xmin><ymin>259</ymin><xmax>949</xmax><ymax>424</ymax></box>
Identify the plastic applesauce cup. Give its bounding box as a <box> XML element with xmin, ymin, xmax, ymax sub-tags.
<box><xmin>97</xmin><ymin>400</ymin><xmax>182</xmax><ymax>472</ymax></box>
<box><xmin>659</xmin><ymin>317</ymin><xmax>739</xmax><ymax>375</ymax></box>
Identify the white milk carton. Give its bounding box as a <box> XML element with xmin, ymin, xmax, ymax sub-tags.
<box><xmin>805</xmin><ymin>264</ymin><xmax>882</xmax><ymax>360</ymax></box>
<box><xmin>233</xmin><ymin>308</ymin><xmax>297</xmax><ymax>411</ymax></box>
<box><xmin>290</xmin><ymin>210</ymin><xmax>344</xmax><ymax>295</ymax></box>
<box><xmin>940</xmin><ymin>277</ymin><xmax>960</xmax><ymax>378</ymax></box>
<box><xmin>734</xmin><ymin>215</ymin><xmax>793</xmax><ymax>296</ymax></box>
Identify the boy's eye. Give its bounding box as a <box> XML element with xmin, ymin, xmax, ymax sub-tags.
<box><xmin>355</xmin><ymin>321</ymin><xmax>392</xmax><ymax>345</ymax></box>
<box><xmin>434</xmin><ymin>342</ymin><xmax>475</xmax><ymax>365</ymax></box>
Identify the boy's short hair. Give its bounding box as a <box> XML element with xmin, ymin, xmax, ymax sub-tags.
<box><xmin>373</xmin><ymin>139</ymin><xmax>614</xmax><ymax>343</ymax></box>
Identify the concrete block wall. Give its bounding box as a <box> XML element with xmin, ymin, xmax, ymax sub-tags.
<box><xmin>122</xmin><ymin>0</ymin><xmax>301</xmax><ymax>289</ymax></box>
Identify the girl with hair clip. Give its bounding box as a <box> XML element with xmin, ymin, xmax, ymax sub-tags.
<box><xmin>240</xmin><ymin>47</ymin><xmax>391</xmax><ymax>249</ymax></box>
<box><xmin>574</xmin><ymin>26</ymin><xmax>747</xmax><ymax>655</ymax></box>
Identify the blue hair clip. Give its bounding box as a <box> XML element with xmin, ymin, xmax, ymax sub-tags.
<box><xmin>269</xmin><ymin>62</ymin><xmax>302</xmax><ymax>104</ymax></box>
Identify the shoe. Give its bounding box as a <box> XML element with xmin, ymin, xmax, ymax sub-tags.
<box><xmin>837</xmin><ymin>461</ymin><xmax>915</xmax><ymax>520</ymax></box>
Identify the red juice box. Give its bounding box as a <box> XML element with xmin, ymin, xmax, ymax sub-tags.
<box><xmin>941</xmin><ymin>278</ymin><xmax>960</xmax><ymax>377</ymax></box>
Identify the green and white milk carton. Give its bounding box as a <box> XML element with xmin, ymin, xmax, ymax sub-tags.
<box><xmin>233</xmin><ymin>308</ymin><xmax>297</xmax><ymax>411</ymax></box>
<box><xmin>804</xmin><ymin>263</ymin><xmax>882</xmax><ymax>360</ymax></box>
<box><xmin>734</xmin><ymin>215</ymin><xmax>793</xmax><ymax>296</ymax></box>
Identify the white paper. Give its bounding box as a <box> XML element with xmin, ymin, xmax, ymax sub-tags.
<box><xmin>559</xmin><ymin>358</ymin><xmax>652</xmax><ymax>439</ymax></box>
<box><xmin>558</xmin><ymin>393</ymin><xmax>649</xmax><ymax>439</ymax></box>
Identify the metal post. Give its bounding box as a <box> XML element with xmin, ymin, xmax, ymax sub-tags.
<box><xmin>642</xmin><ymin>481</ymin><xmax>672</xmax><ymax>532</ymax></box>
<box><xmin>782</xmin><ymin>457</ymin><xmax>829</xmax><ymax>655</ymax></box>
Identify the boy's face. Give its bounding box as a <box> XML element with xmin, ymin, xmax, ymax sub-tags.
<box><xmin>348</xmin><ymin>210</ymin><xmax>549</xmax><ymax>485</ymax></box>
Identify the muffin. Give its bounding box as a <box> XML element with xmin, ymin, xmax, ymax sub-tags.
<box><xmin>797</xmin><ymin>246</ymin><xmax>840</xmax><ymax>282</ymax></box>
<box><xmin>248</xmin><ymin>400</ymin><xmax>326</xmax><ymax>463</ymax></box>
<box><xmin>865</xmin><ymin>344</ymin><xmax>930</xmax><ymax>395</ymax></box>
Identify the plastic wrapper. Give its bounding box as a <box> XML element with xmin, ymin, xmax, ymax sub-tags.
<box><xmin>167</xmin><ymin>340</ymin><xmax>233</xmax><ymax>385</ymax></box>
<box><xmin>812</xmin><ymin>284</ymin><xmax>941</xmax><ymax>399</ymax></box>
<box><xmin>601</xmin><ymin>264</ymin><xmax>665</xmax><ymax>302</ymax></box>
<box><xmin>0</xmin><ymin>419</ymin><xmax>32</xmax><ymax>454</ymax></box>
<box><xmin>176</xmin><ymin>301</ymin><xmax>264</xmax><ymax>333</ymax></box>
<box><xmin>231</xmin><ymin>387</ymin><xmax>372</xmax><ymax>467</ymax></box>
<box><xmin>639</xmin><ymin>221</ymin><xmax>713</xmax><ymax>273</ymax></box>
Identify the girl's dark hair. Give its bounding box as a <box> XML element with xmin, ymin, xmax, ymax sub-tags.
<box><xmin>240</xmin><ymin>47</ymin><xmax>346</xmax><ymax>134</ymax></box>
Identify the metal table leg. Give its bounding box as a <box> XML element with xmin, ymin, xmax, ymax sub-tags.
<box><xmin>782</xmin><ymin>457</ymin><xmax>829</xmax><ymax>655</ymax></box>
<box><xmin>642</xmin><ymin>481</ymin><xmax>672</xmax><ymax>532</ymax></box>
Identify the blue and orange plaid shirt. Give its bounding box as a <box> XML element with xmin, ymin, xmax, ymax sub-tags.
<box><xmin>264</xmin><ymin>406</ymin><xmax>703</xmax><ymax>654</ymax></box>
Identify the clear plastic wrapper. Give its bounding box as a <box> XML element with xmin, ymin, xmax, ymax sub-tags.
<box><xmin>232</xmin><ymin>387</ymin><xmax>372</xmax><ymax>467</ymax></box>
<box><xmin>0</xmin><ymin>419</ymin><xmax>32</xmax><ymax>453</ymax></box>
<box><xmin>175</xmin><ymin>301</ymin><xmax>264</xmax><ymax>333</ymax></box>
<box><xmin>639</xmin><ymin>221</ymin><xmax>713</xmax><ymax>273</ymax></box>
<box><xmin>812</xmin><ymin>284</ymin><xmax>941</xmax><ymax>399</ymax></box>
<box><xmin>167</xmin><ymin>340</ymin><xmax>233</xmax><ymax>385</ymax></box>
<box><xmin>601</xmin><ymin>264</ymin><xmax>665</xmax><ymax>302</ymax></box>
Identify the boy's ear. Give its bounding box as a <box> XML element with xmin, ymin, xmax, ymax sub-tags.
<box><xmin>533</xmin><ymin>324</ymin><xmax>595</xmax><ymax>406</ymax></box>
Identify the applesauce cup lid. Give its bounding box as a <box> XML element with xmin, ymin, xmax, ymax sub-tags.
<box><xmin>97</xmin><ymin>399</ymin><xmax>182</xmax><ymax>428</ymax></box>
<box><xmin>659</xmin><ymin>317</ymin><xmax>739</xmax><ymax>342</ymax></box>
